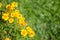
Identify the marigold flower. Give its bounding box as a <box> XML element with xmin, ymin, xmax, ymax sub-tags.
<box><xmin>6</xmin><ymin>4</ymin><xmax>11</xmax><ymax>9</ymax></box>
<box><xmin>10</xmin><ymin>6</ymin><xmax>15</xmax><ymax>10</ymax></box>
<box><xmin>11</xmin><ymin>12</ymin><xmax>20</xmax><ymax>18</ymax></box>
<box><xmin>21</xmin><ymin>29</ymin><xmax>27</xmax><ymax>36</ymax></box>
<box><xmin>26</xmin><ymin>26</ymin><xmax>32</xmax><ymax>32</ymax></box>
<box><xmin>11</xmin><ymin>12</ymin><xmax>16</xmax><ymax>17</ymax></box>
<box><xmin>15</xmin><ymin>9</ymin><xmax>19</xmax><ymax>13</ymax></box>
<box><xmin>29</xmin><ymin>31</ymin><xmax>35</xmax><ymax>37</ymax></box>
<box><xmin>0</xmin><ymin>3</ymin><xmax>2</xmax><ymax>8</ymax></box>
<box><xmin>18</xmin><ymin>19</ymin><xmax>24</xmax><ymax>24</ymax></box>
<box><xmin>11</xmin><ymin>2</ymin><xmax>18</xmax><ymax>7</ymax></box>
<box><xmin>20</xmin><ymin>17</ymin><xmax>25</xmax><ymax>20</ymax></box>
<box><xmin>22</xmin><ymin>22</ymin><xmax>27</xmax><ymax>26</ymax></box>
<box><xmin>5</xmin><ymin>37</ymin><xmax>11</xmax><ymax>40</ymax></box>
<box><xmin>8</xmin><ymin>18</ymin><xmax>14</xmax><ymax>23</ymax></box>
<box><xmin>2</xmin><ymin>13</ymin><xmax>9</xmax><ymax>21</ymax></box>
<box><xmin>16</xmin><ymin>14</ymin><xmax>23</xmax><ymax>19</ymax></box>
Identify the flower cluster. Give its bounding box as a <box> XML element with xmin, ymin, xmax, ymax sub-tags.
<box><xmin>0</xmin><ymin>1</ymin><xmax>35</xmax><ymax>40</ymax></box>
<box><xmin>21</xmin><ymin>26</ymin><xmax>35</xmax><ymax>37</ymax></box>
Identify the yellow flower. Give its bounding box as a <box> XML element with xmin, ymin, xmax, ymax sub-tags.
<box><xmin>10</xmin><ymin>6</ymin><xmax>15</xmax><ymax>10</ymax></box>
<box><xmin>15</xmin><ymin>9</ymin><xmax>19</xmax><ymax>13</ymax></box>
<box><xmin>6</xmin><ymin>4</ymin><xmax>11</xmax><ymax>9</ymax></box>
<box><xmin>5</xmin><ymin>38</ymin><xmax>11</xmax><ymax>40</ymax></box>
<box><xmin>8</xmin><ymin>18</ymin><xmax>14</xmax><ymax>23</ymax></box>
<box><xmin>2</xmin><ymin>13</ymin><xmax>9</xmax><ymax>21</ymax></box>
<box><xmin>11</xmin><ymin>11</ymin><xmax>20</xmax><ymax>18</ymax></box>
<box><xmin>21</xmin><ymin>29</ymin><xmax>27</xmax><ymax>36</ymax></box>
<box><xmin>20</xmin><ymin>17</ymin><xmax>25</xmax><ymax>21</ymax></box>
<box><xmin>16</xmin><ymin>14</ymin><xmax>23</xmax><ymax>19</ymax></box>
<box><xmin>18</xmin><ymin>19</ymin><xmax>24</xmax><ymax>24</ymax></box>
<box><xmin>14</xmin><ymin>10</ymin><xmax>21</xmax><ymax>18</ymax></box>
<box><xmin>11</xmin><ymin>2</ymin><xmax>18</xmax><ymax>7</ymax></box>
<box><xmin>17</xmin><ymin>16</ymin><xmax>25</xmax><ymax>24</ymax></box>
<box><xmin>15</xmin><ymin>13</ymin><xmax>19</xmax><ymax>18</ymax></box>
<box><xmin>26</xmin><ymin>27</ymin><xmax>35</xmax><ymax>37</ymax></box>
<box><xmin>0</xmin><ymin>3</ymin><xmax>2</xmax><ymax>8</ymax></box>
<box><xmin>22</xmin><ymin>22</ymin><xmax>27</xmax><ymax>26</ymax></box>
<box><xmin>11</xmin><ymin>12</ymin><xmax>15</xmax><ymax>17</ymax></box>
<box><xmin>29</xmin><ymin>31</ymin><xmax>35</xmax><ymax>37</ymax></box>
<box><xmin>26</xmin><ymin>26</ymin><xmax>32</xmax><ymax>32</ymax></box>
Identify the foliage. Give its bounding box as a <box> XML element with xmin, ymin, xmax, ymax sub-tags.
<box><xmin>0</xmin><ymin>0</ymin><xmax>60</xmax><ymax>40</ymax></box>
<box><xmin>0</xmin><ymin>0</ymin><xmax>35</xmax><ymax>40</ymax></box>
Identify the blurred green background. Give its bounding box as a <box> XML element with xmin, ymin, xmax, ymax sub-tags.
<box><xmin>0</xmin><ymin>0</ymin><xmax>60</xmax><ymax>40</ymax></box>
